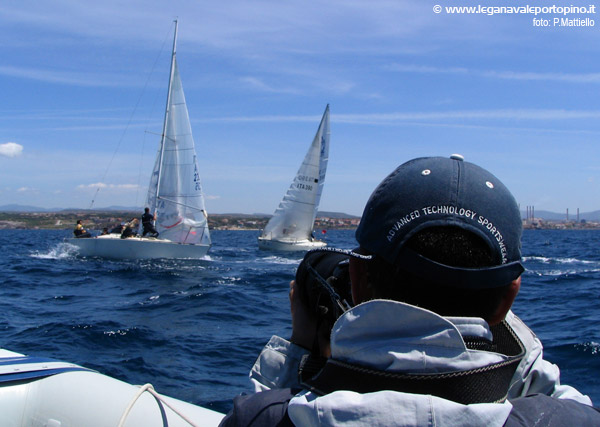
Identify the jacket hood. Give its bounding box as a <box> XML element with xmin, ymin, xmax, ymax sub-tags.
<box><xmin>330</xmin><ymin>299</ymin><xmax>507</xmax><ymax>373</ymax></box>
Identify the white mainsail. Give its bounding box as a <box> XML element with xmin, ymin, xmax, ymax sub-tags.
<box><xmin>146</xmin><ymin>23</ymin><xmax>211</xmax><ymax>247</ymax></box>
<box><xmin>259</xmin><ymin>105</ymin><xmax>330</xmax><ymax>248</ymax></box>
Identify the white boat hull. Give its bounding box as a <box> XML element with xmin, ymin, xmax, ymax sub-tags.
<box><xmin>257</xmin><ymin>237</ymin><xmax>326</xmax><ymax>252</ymax></box>
<box><xmin>68</xmin><ymin>234</ymin><xmax>210</xmax><ymax>259</ymax></box>
<box><xmin>0</xmin><ymin>349</ymin><xmax>224</xmax><ymax>426</ymax></box>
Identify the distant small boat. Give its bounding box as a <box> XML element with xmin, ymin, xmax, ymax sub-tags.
<box><xmin>258</xmin><ymin>105</ymin><xmax>330</xmax><ymax>252</ymax></box>
<box><xmin>69</xmin><ymin>20</ymin><xmax>211</xmax><ymax>259</ymax></box>
<box><xmin>0</xmin><ymin>347</ymin><xmax>224</xmax><ymax>426</ymax></box>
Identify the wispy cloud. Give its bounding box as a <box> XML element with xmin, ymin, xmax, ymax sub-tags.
<box><xmin>198</xmin><ymin>109</ymin><xmax>600</xmax><ymax>125</ymax></box>
<box><xmin>0</xmin><ymin>66</ymin><xmax>135</xmax><ymax>87</ymax></box>
<box><xmin>485</xmin><ymin>70</ymin><xmax>600</xmax><ymax>83</ymax></box>
<box><xmin>76</xmin><ymin>183</ymin><xmax>139</xmax><ymax>190</ymax></box>
<box><xmin>1</xmin><ymin>1</ymin><xmax>427</xmax><ymax>54</ymax></box>
<box><xmin>198</xmin><ymin>114</ymin><xmax>323</xmax><ymax>124</ymax></box>
<box><xmin>389</xmin><ymin>64</ymin><xmax>600</xmax><ymax>83</ymax></box>
<box><xmin>335</xmin><ymin>109</ymin><xmax>600</xmax><ymax>124</ymax></box>
<box><xmin>239</xmin><ymin>77</ymin><xmax>302</xmax><ymax>95</ymax></box>
<box><xmin>389</xmin><ymin>64</ymin><xmax>469</xmax><ymax>74</ymax></box>
<box><xmin>0</xmin><ymin>142</ymin><xmax>24</xmax><ymax>157</ymax></box>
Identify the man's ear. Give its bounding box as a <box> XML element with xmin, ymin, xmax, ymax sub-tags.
<box><xmin>349</xmin><ymin>257</ymin><xmax>372</xmax><ymax>305</ymax></box>
<box><xmin>488</xmin><ymin>276</ymin><xmax>521</xmax><ymax>326</ymax></box>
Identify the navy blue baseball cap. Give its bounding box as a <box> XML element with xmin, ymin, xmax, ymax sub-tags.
<box><xmin>354</xmin><ymin>155</ymin><xmax>524</xmax><ymax>289</ymax></box>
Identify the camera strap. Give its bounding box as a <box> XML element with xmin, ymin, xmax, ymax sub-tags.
<box><xmin>305</xmin><ymin>261</ymin><xmax>352</xmax><ymax>316</ymax></box>
<box><xmin>299</xmin><ymin>319</ymin><xmax>525</xmax><ymax>404</ymax></box>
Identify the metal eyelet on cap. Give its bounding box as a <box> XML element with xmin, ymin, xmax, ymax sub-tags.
<box><xmin>486</xmin><ymin>181</ymin><xmax>494</xmax><ymax>189</ymax></box>
<box><xmin>422</xmin><ymin>169</ymin><xmax>431</xmax><ymax>176</ymax></box>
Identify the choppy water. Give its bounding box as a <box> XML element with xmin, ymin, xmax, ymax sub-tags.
<box><xmin>0</xmin><ymin>228</ymin><xmax>598</xmax><ymax>413</ymax></box>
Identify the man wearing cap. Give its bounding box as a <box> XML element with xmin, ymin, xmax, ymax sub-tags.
<box><xmin>220</xmin><ymin>156</ymin><xmax>598</xmax><ymax>426</ymax></box>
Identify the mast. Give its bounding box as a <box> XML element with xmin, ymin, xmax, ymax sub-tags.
<box><xmin>154</xmin><ymin>19</ymin><xmax>178</xmax><ymax>217</ymax></box>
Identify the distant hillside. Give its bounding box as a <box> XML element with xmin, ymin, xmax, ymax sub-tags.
<box><xmin>0</xmin><ymin>205</ymin><xmax>361</xmax><ymax>218</ymax></box>
<box><xmin>0</xmin><ymin>204</ymin><xmax>55</xmax><ymax>212</ymax></box>
<box><xmin>582</xmin><ymin>211</ymin><xmax>600</xmax><ymax>221</ymax></box>
<box><xmin>317</xmin><ymin>211</ymin><xmax>360</xmax><ymax>219</ymax></box>
<box><xmin>202</xmin><ymin>211</ymin><xmax>360</xmax><ymax>218</ymax></box>
<box><xmin>3</xmin><ymin>204</ymin><xmax>599</xmax><ymax>221</ymax></box>
<box><xmin>0</xmin><ymin>204</ymin><xmax>142</xmax><ymax>213</ymax></box>
<box><xmin>217</xmin><ymin>213</ymin><xmax>271</xmax><ymax>218</ymax></box>
<box><xmin>522</xmin><ymin>209</ymin><xmax>600</xmax><ymax>222</ymax></box>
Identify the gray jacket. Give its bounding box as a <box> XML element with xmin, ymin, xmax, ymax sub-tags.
<box><xmin>248</xmin><ymin>300</ymin><xmax>591</xmax><ymax>426</ymax></box>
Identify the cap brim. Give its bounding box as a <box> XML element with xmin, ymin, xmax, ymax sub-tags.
<box><xmin>396</xmin><ymin>248</ymin><xmax>524</xmax><ymax>289</ymax></box>
<box><xmin>304</xmin><ymin>247</ymin><xmax>373</xmax><ymax>261</ymax></box>
<box><xmin>305</xmin><ymin>247</ymin><xmax>524</xmax><ymax>290</ymax></box>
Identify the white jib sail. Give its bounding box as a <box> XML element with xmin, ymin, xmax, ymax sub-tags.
<box><xmin>146</xmin><ymin>37</ymin><xmax>210</xmax><ymax>246</ymax></box>
<box><xmin>261</xmin><ymin>105</ymin><xmax>330</xmax><ymax>241</ymax></box>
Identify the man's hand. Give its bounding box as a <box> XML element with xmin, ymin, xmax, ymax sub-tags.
<box><xmin>289</xmin><ymin>279</ymin><xmax>317</xmax><ymax>350</ymax></box>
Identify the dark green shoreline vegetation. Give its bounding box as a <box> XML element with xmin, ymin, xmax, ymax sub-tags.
<box><xmin>0</xmin><ymin>211</ymin><xmax>361</xmax><ymax>231</ymax></box>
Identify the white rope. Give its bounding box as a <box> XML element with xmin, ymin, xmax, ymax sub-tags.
<box><xmin>117</xmin><ymin>383</ymin><xmax>200</xmax><ymax>427</ymax></box>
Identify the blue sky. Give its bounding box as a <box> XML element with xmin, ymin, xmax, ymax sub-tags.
<box><xmin>1</xmin><ymin>0</ymin><xmax>599</xmax><ymax>216</ymax></box>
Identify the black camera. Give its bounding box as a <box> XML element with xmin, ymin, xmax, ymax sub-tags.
<box><xmin>295</xmin><ymin>249</ymin><xmax>353</xmax><ymax>323</ymax></box>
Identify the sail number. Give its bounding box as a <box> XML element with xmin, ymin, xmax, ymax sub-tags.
<box><xmin>193</xmin><ymin>164</ymin><xmax>202</xmax><ymax>191</ymax></box>
<box><xmin>296</xmin><ymin>183</ymin><xmax>313</xmax><ymax>191</ymax></box>
<box><xmin>296</xmin><ymin>175</ymin><xmax>318</xmax><ymax>191</ymax></box>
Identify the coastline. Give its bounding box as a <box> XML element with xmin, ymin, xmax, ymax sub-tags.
<box><xmin>1</xmin><ymin>211</ymin><xmax>600</xmax><ymax>231</ymax></box>
<box><xmin>0</xmin><ymin>211</ymin><xmax>360</xmax><ymax>231</ymax></box>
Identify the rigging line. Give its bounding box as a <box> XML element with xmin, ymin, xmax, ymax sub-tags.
<box><xmin>157</xmin><ymin>196</ymin><xmax>206</xmax><ymax>212</ymax></box>
<box><xmin>154</xmin><ymin>19</ymin><xmax>178</xmax><ymax>219</ymax></box>
<box><xmin>145</xmin><ymin>131</ymin><xmax>163</xmax><ymax>137</ymax></box>
<box><xmin>134</xmin><ymin>132</ymin><xmax>146</xmax><ymax>209</ymax></box>
<box><xmin>89</xmin><ymin>24</ymin><xmax>174</xmax><ymax>210</ymax></box>
<box><xmin>137</xmin><ymin>25</ymin><xmax>178</xmax><ymax>209</ymax></box>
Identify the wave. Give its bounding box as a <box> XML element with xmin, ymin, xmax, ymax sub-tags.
<box><xmin>523</xmin><ymin>256</ymin><xmax>598</xmax><ymax>265</ymax></box>
<box><xmin>577</xmin><ymin>341</ymin><xmax>600</xmax><ymax>355</ymax></box>
<box><xmin>260</xmin><ymin>255</ymin><xmax>303</xmax><ymax>265</ymax></box>
<box><xmin>523</xmin><ymin>256</ymin><xmax>600</xmax><ymax>276</ymax></box>
<box><xmin>29</xmin><ymin>242</ymin><xmax>79</xmax><ymax>260</ymax></box>
<box><xmin>528</xmin><ymin>269</ymin><xmax>600</xmax><ymax>277</ymax></box>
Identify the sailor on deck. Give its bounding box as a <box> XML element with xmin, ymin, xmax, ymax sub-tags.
<box><xmin>142</xmin><ymin>207</ymin><xmax>159</xmax><ymax>238</ymax></box>
<box><xmin>73</xmin><ymin>220</ymin><xmax>91</xmax><ymax>238</ymax></box>
<box><xmin>120</xmin><ymin>218</ymin><xmax>139</xmax><ymax>239</ymax></box>
<box><xmin>220</xmin><ymin>156</ymin><xmax>599</xmax><ymax>426</ymax></box>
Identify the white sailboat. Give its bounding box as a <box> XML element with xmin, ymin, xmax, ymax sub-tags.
<box><xmin>70</xmin><ymin>21</ymin><xmax>211</xmax><ymax>260</ymax></box>
<box><xmin>258</xmin><ymin>105</ymin><xmax>330</xmax><ymax>252</ymax></box>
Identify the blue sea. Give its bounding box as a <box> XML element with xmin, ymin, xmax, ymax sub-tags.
<box><xmin>1</xmin><ymin>228</ymin><xmax>599</xmax><ymax>414</ymax></box>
